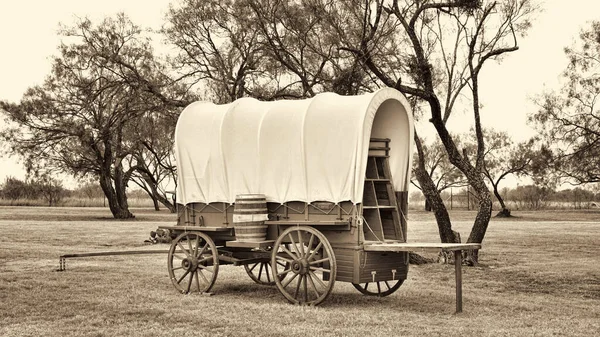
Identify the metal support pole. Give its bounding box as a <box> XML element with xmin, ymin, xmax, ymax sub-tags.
<box><xmin>454</xmin><ymin>250</ymin><xmax>463</xmax><ymax>314</ymax></box>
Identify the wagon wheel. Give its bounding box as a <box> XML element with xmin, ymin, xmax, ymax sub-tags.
<box><xmin>271</xmin><ymin>226</ymin><xmax>336</xmax><ymax>306</ymax></box>
<box><xmin>352</xmin><ymin>279</ymin><xmax>404</xmax><ymax>297</ymax></box>
<box><xmin>168</xmin><ymin>231</ymin><xmax>219</xmax><ymax>294</ymax></box>
<box><xmin>245</xmin><ymin>260</ymin><xmax>276</xmax><ymax>285</ymax></box>
<box><xmin>244</xmin><ymin>247</ymin><xmax>288</xmax><ymax>286</ymax></box>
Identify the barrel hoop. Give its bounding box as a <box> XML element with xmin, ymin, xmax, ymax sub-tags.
<box><xmin>235</xmin><ymin>199</ymin><xmax>267</xmax><ymax>204</ymax></box>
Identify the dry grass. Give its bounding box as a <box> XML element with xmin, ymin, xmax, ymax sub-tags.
<box><xmin>0</xmin><ymin>197</ymin><xmax>156</xmax><ymax>208</ymax></box>
<box><xmin>1</xmin><ymin>207</ymin><xmax>599</xmax><ymax>336</ymax></box>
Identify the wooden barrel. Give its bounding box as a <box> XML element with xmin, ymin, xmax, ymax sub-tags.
<box><xmin>233</xmin><ymin>194</ymin><xmax>268</xmax><ymax>242</ymax></box>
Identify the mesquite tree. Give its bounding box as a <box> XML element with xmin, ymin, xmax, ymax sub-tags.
<box><xmin>314</xmin><ymin>0</ymin><xmax>536</xmax><ymax>261</ymax></box>
<box><xmin>532</xmin><ymin>21</ymin><xmax>600</xmax><ymax>185</ymax></box>
<box><xmin>0</xmin><ymin>15</ymin><xmax>174</xmax><ymax>218</ymax></box>
<box><xmin>479</xmin><ymin>129</ymin><xmax>533</xmax><ymax>216</ymax></box>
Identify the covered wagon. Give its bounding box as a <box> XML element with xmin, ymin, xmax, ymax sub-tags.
<box><xmin>160</xmin><ymin>87</ymin><xmax>478</xmax><ymax>307</ymax></box>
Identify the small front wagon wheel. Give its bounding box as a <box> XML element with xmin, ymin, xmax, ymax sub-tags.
<box><xmin>168</xmin><ymin>231</ymin><xmax>219</xmax><ymax>294</ymax></box>
<box><xmin>271</xmin><ymin>226</ymin><xmax>336</xmax><ymax>306</ymax></box>
<box><xmin>352</xmin><ymin>279</ymin><xmax>404</xmax><ymax>297</ymax></box>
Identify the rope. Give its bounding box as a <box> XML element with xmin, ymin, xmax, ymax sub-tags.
<box><xmin>361</xmin><ymin>216</ymin><xmax>384</xmax><ymax>243</ymax></box>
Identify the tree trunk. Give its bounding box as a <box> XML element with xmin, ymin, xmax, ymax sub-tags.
<box><xmin>414</xmin><ymin>134</ymin><xmax>459</xmax><ymax>244</ymax></box>
<box><xmin>152</xmin><ymin>196</ymin><xmax>160</xmax><ymax>211</ymax></box>
<box><xmin>492</xmin><ymin>182</ymin><xmax>511</xmax><ymax>217</ymax></box>
<box><xmin>427</xmin><ymin>97</ymin><xmax>492</xmax><ymax>264</ymax></box>
<box><xmin>464</xmin><ymin>169</ymin><xmax>492</xmax><ymax>265</ymax></box>
<box><xmin>99</xmin><ymin>170</ymin><xmax>134</xmax><ymax>219</ymax></box>
<box><xmin>424</xmin><ymin>199</ymin><xmax>432</xmax><ymax>212</ymax></box>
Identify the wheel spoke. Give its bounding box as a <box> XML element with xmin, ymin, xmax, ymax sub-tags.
<box><xmin>187</xmin><ymin>237</ymin><xmax>193</xmax><ymax>256</ymax></box>
<box><xmin>294</xmin><ymin>275</ymin><xmax>302</xmax><ymax>300</ymax></box>
<box><xmin>197</xmin><ymin>269</ymin><xmax>210</xmax><ymax>284</ymax></box>
<box><xmin>384</xmin><ymin>281</ymin><xmax>391</xmax><ymax>290</ymax></box>
<box><xmin>196</xmin><ymin>243</ymin><xmax>208</xmax><ymax>259</ymax></box>
<box><xmin>193</xmin><ymin>235</ymin><xmax>200</xmax><ymax>257</ymax></box>
<box><xmin>365</xmin><ymin>283</ymin><xmax>369</xmax><ymax>291</ymax></box>
<box><xmin>172</xmin><ymin>253</ymin><xmax>187</xmax><ymax>261</ymax></box>
<box><xmin>309</xmin><ymin>257</ymin><xmax>330</xmax><ymax>265</ymax></box>
<box><xmin>187</xmin><ymin>269</ymin><xmax>194</xmax><ymax>293</ymax></box>
<box><xmin>282</xmin><ymin>272</ymin><xmax>299</xmax><ymax>288</ymax></box>
<box><xmin>278</xmin><ymin>267</ymin><xmax>293</xmax><ymax>276</ymax></box>
<box><xmin>177</xmin><ymin>242</ymin><xmax>191</xmax><ymax>258</ymax></box>
<box><xmin>309</xmin><ymin>266</ymin><xmax>330</xmax><ymax>273</ymax></box>
<box><xmin>303</xmin><ymin>275</ymin><xmax>308</xmax><ymax>303</ymax></box>
<box><xmin>296</xmin><ymin>230</ymin><xmax>305</xmax><ymax>257</ymax></box>
<box><xmin>377</xmin><ymin>282</ymin><xmax>381</xmax><ymax>295</ymax></box>
<box><xmin>281</xmin><ymin>246</ymin><xmax>298</xmax><ymax>260</ymax></box>
<box><xmin>195</xmin><ymin>270</ymin><xmax>201</xmax><ymax>291</ymax></box>
<box><xmin>307</xmin><ymin>272</ymin><xmax>321</xmax><ymax>298</ymax></box>
<box><xmin>265</xmin><ymin>264</ymin><xmax>271</xmax><ymax>283</ymax></box>
<box><xmin>197</xmin><ymin>256</ymin><xmax>213</xmax><ymax>265</ymax></box>
<box><xmin>308</xmin><ymin>270</ymin><xmax>327</xmax><ymax>289</ymax></box>
<box><xmin>248</xmin><ymin>262</ymin><xmax>259</xmax><ymax>273</ymax></box>
<box><xmin>197</xmin><ymin>264</ymin><xmax>214</xmax><ymax>273</ymax></box>
<box><xmin>306</xmin><ymin>233</ymin><xmax>315</xmax><ymax>255</ymax></box>
<box><xmin>288</xmin><ymin>233</ymin><xmax>300</xmax><ymax>257</ymax></box>
<box><xmin>258</xmin><ymin>262</ymin><xmax>264</xmax><ymax>281</ymax></box>
<box><xmin>171</xmin><ymin>266</ymin><xmax>184</xmax><ymax>271</ymax></box>
<box><xmin>177</xmin><ymin>270</ymin><xmax>190</xmax><ymax>284</ymax></box>
<box><xmin>307</xmin><ymin>241</ymin><xmax>323</xmax><ymax>261</ymax></box>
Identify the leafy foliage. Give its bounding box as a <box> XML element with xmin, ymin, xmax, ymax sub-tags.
<box><xmin>531</xmin><ymin>21</ymin><xmax>600</xmax><ymax>185</ymax></box>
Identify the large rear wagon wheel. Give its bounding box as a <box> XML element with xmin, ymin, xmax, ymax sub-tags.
<box><xmin>352</xmin><ymin>280</ymin><xmax>404</xmax><ymax>297</ymax></box>
<box><xmin>168</xmin><ymin>231</ymin><xmax>219</xmax><ymax>294</ymax></box>
<box><xmin>271</xmin><ymin>226</ymin><xmax>336</xmax><ymax>306</ymax></box>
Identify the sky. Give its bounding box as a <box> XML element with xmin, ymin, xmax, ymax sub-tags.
<box><xmin>0</xmin><ymin>0</ymin><xmax>598</xmax><ymax>186</ymax></box>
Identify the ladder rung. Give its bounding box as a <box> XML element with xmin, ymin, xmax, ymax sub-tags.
<box><xmin>362</xmin><ymin>206</ymin><xmax>397</xmax><ymax>210</ymax></box>
<box><xmin>368</xmin><ymin>146</ymin><xmax>390</xmax><ymax>151</ymax></box>
<box><xmin>366</xmin><ymin>178</ymin><xmax>390</xmax><ymax>182</ymax></box>
<box><xmin>369</xmin><ymin>138</ymin><xmax>391</xmax><ymax>143</ymax></box>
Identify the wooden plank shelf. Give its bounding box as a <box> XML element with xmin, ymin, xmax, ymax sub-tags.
<box><xmin>365</xmin><ymin>178</ymin><xmax>390</xmax><ymax>182</ymax></box>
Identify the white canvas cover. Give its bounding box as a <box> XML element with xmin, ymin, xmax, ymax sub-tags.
<box><xmin>175</xmin><ymin>88</ymin><xmax>414</xmax><ymax>205</ymax></box>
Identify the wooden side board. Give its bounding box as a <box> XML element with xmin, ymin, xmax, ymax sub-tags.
<box><xmin>363</xmin><ymin>242</ymin><xmax>482</xmax><ymax>253</ymax></box>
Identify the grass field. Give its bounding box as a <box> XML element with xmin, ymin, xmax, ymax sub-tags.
<box><xmin>1</xmin><ymin>206</ymin><xmax>599</xmax><ymax>336</ymax></box>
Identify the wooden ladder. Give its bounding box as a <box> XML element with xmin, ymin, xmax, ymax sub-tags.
<box><xmin>361</xmin><ymin>138</ymin><xmax>405</xmax><ymax>242</ymax></box>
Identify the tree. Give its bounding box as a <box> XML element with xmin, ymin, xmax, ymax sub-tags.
<box><xmin>31</xmin><ymin>174</ymin><xmax>68</xmax><ymax>206</ymax></box>
<box><xmin>0</xmin><ymin>177</ymin><xmax>30</xmax><ymax>200</ymax></box>
<box><xmin>531</xmin><ymin>21</ymin><xmax>600</xmax><ymax>185</ymax></box>
<box><xmin>129</xmin><ymin>110</ymin><xmax>177</xmax><ymax>212</ymax></box>
<box><xmin>72</xmin><ymin>182</ymin><xmax>105</xmax><ymax>199</ymax></box>
<box><xmin>163</xmin><ymin>0</ymin><xmax>265</xmax><ymax>103</ymax></box>
<box><xmin>0</xmin><ymin>15</ymin><xmax>170</xmax><ymax>218</ymax></box>
<box><xmin>477</xmin><ymin>129</ymin><xmax>533</xmax><ymax>216</ymax></box>
<box><xmin>411</xmin><ymin>137</ymin><xmax>467</xmax><ymax>211</ymax></box>
<box><xmin>316</xmin><ymin>0</ymin><xmax>535</xmax><ymax>262</ymax></box>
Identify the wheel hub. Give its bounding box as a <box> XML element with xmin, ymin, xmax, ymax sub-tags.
<box><xmin>291</xmin><ymin>259</ymin><xmax>309</xmax><ymax>275</ymax></box>
<box><xmin>181</xmin><ymin>257</ymin><xmax>198</xmax><ymax>272</ymax></box>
